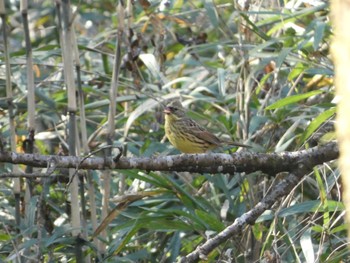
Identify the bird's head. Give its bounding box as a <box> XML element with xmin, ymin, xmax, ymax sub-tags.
<box><xmin>163</xmin><ymin>100</ymin><xmax>186</xmax><ymax>120</ymax></box>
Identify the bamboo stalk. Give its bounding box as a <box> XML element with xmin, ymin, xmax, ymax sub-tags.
<box><xmin>20</xmin><ymin>0</ymin><xmax>35</xmax><ymax>132</ymax></box>
<box><xmin>71</xmin><ymin>26</ymin><xmax>93</xmax><ymax>262</ymax></box>
<box><xmin>118</xmin><ymin>0</ymin><xmax>134</xmax><ymax>196</ymax></box>
<box><xmin>74</xmin><ymin>36</ymin><xmax>99</xmax><ymax>251</ymax></box>
<box><xmin>20</xmin><ymin>0</ymin><xmax>36</xmax><ymax>246</ymax></box>
<box><xmin>0</xmin><ymin>0</ymin><xmax>21</xmax><ymax>229</ymax></box>
<box><xmin>99</xmin><ymin>1</ymin><xmax>124</xmax><ymax>253</ymax></box>
<box><xmin>60</xmin><ymin>0</ymin><xmax>82</xmax><ymax>261</ymax></box>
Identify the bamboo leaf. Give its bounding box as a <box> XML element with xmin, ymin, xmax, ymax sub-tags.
<box><xmin>265</xmin><ymin>90</ymin><xmax>324</xmax><ymax>110</ymax></box>
<box><xmin>300</xmin><ymin>107</ymin><xmax>335</xmax><ymax>142</ymax></box>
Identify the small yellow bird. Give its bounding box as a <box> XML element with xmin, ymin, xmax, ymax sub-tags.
<box><xmin>163</xmin><ymin>100</ymin><xmax>250</xmax><ymax>153</ymax></box>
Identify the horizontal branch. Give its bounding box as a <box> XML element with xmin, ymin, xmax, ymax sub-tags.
<box><xmin>0</xmin><ymin>172</ymin><xmax>65</xmax><ymax>178</ymax></box>
<box><xmin>0</xmin><ymin>142</ymin><xmax>338</xmax><ymax>174</ymax></box>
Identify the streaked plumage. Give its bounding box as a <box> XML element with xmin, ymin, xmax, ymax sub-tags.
<box><xmin>163</xmin><ymin>100</ymin><xmax>249</xmax><ymax>153</ymax></box>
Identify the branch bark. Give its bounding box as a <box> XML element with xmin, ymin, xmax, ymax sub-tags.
<box><xmin>0</xmin><ymin>142</ymin><xmax>338</xmax><ymax>175</ymax></box>
<box><xmin>180</xmin><ymin>163</ymin><xmax>311</xmax><ymax>262</ymax></box>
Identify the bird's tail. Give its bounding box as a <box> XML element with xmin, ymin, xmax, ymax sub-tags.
<box><xmin>221</xmin><ymin>139</ymin><xmax>251</xmax><ymax>148</ymax></box>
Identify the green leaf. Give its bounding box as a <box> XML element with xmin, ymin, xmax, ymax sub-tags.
<box><xmin>313</xmin><ymin>20</ymin><xmax>326</xmax><ymax>50</ymax></box>
<box><xmin>278</xmin><ymin>200</ymin><xmax>344</xmax><ymax>217</ymax></box>
<box><xmin>300</xmin><ymin>107</ymin><xmax>335</xmax><ymax>142</ymax></box>
<box><xmin>265</xmin><ymin>90</ymin><xmax>324</xmax><ymax>110</ymax></box>
<box><xmin>240</xmin><ymin>13</ymin><xmax>270</xmax><ymax>41</ymax></box>
<box><xmin>330</xmin><ymin>224</ymin><xmax>348</xmax><ymax>235</ymax></box>
<box><xmin>204</xmin><ymin>0</ymin><xmax>219</xmax><ymax>27</ymax></box>
<box><xmin>139</xmin><ymin>53</ymin><xmax>168</xmax><ymax>83</ymax></box>
<box><xmin>300</xmin><ymin>228</ymin><xmax>315</xmax><ymax>263</ymax></box>
<box><xmin>112</xmin><ymin>223</ymin><xmax>141</xmax><ymax>254</ymax></box>
<box><xmin>304</xmin><ymin>67</ymin><xmax>334</xmax><ymax>75</ymax></box>
<box><xmin>167</xmin><ymin>232</ymin><xmax>181</xmax><ymax>263</ymax></box>
<box><xmin>276</xmin><ymin>48</ymin><xmax>292</xmax><ymax>69</ymax></box>
<box><xmin>288</xmin><ymin>63</ymin><xmax>305</xmax><ymax>81</ymax></box>
<box><xmin>195</xmin><ymin>210</ymin><xmax>225</xmax><ymax>232</ymax></box>
<box><xmin>85</xmin><ymin>95</ymin><xmax>138</xmax><ymax>110</ymax></box>
<box><xmin>314</xmin><ymin>168</ymin><xmax>330</xmax><ymax>230</ymax></box>
<box><xmin>120</xmin><ymin>170</ymin><xmax>170</xmax><ymax>189</ymax></box>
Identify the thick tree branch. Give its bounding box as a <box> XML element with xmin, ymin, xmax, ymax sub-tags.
<box><xmin>0</xmin><ymin>173</ymin><xmax>65</xmax><ymax>178</ymax></box>
<box><xmin>0</xmin><ymin>142</ymin><xmax>338</xmax><ymax>175</ymax></box>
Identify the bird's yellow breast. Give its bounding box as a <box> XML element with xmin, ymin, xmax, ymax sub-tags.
<box><xmin>164</xmin><ymin>115</ymin><xmax>212</xmax><ymax>153</ymax></box>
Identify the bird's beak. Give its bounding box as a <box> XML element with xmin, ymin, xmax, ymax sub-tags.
<box><xmin>163</xmin><ymin>107</ymin><xmax>171</xmax><ymax>114</ymax></box>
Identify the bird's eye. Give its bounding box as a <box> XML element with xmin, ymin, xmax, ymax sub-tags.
<box><xmin>170</xmin><ymin>107</ymin><xmax>177</xmax><ymax>111</ymax></box>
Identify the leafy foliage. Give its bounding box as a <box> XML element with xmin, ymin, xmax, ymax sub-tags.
<box><xmin>0</xmin><ymin>0</ymin><xmax>343</xmax><ymax>262</ymax></box>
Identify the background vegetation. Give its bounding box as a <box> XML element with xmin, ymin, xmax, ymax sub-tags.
<box><xmin>0</xmin><ymin>0</ymin><xmax>342</xmax><ymax>262</ymax></box>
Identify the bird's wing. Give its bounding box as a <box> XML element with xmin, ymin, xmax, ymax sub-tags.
<box><xmin>185</xmin><ymin>118</ymin><xmax>222</xmax><ymax>145</ymax></box>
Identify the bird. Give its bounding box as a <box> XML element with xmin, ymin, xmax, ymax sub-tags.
<box><xmin>163</xmin><ymin>100</ymin><xmax>250</xmax><ymax>153</ymax></box>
